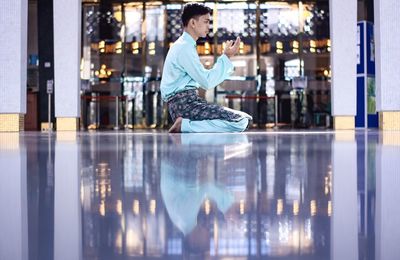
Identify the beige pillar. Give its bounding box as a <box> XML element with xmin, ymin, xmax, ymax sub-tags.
<box><xmin>374</xmin><ymin>0</ymin><xmax>400</xmax><ymax>130</ymax></box>
<box><xmin>329</xmin><ymin>0</ymin><xmax>358</xmax><ymax>129</ymax></box>
<box><xmin>0</xmin><ymin>1</ymin><xmax>28</xmax><ymax>132</ymax></box>
<box><xmin>53</xmin><ymin>0</ymin><xmax>82</xmax><ymax>131</ymax></box>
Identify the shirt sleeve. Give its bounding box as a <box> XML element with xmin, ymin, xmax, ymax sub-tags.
<box><xmin>176</xmin><ymin>45</ymin><xmax>234</xmax><ymax>90</ymax></box>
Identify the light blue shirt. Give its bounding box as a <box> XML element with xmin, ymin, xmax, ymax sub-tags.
<box><xmin>160</xmin><ymin>31</ymin><xmax>234</xmax><ymax>101</ymax></box>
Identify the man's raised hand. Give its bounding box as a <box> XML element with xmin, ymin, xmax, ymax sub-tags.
<box><xmin>223</xmin><ymin>37</ymin><xmax>241</xmax><ymax>58</ymax></box>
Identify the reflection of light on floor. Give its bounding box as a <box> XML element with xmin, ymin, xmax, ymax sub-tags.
<box><xmin>116</xmin><ymin>199</ymin><xmax>123</xmax><ymax>215</ymax></box>
<box><xmin>150</xmin><ymin>199</ymin><xmax>156</xmax><ymax>215</ymax></box>
<box><xmin>99</xmin><ymin>200</ymin><xmax>105</xmax><ymax>216</ymax></box>
<box><xmin>277</xmin><ymin>199</ymin><xmax>283</xmax><ymax>215</ymax></box>
<box><xmin>328</xmin><ymin>200</ymin><xmax>332</xmax><ymax>216</ymax></box>
<box><xmin>310</xmin><ymin>200</ymin><xmax>317</xmax><ymax>216</ymax></box>
<box><xmin>224</xmin><ymin>142</ymin><xmax>252</xmax><ymax>160</ymax></box>
<box><xmin>115</xmin><ymin>230</ymin><xmax>123</xmax><ymax>254</ymax></box>
<box><xmin>205</xmin><ymin>199</ymin><xmax>211</xmax><ymax>215</ymax></box>
<box><xmin>126</xmin><ymin>229</ymin><xmax>143</xmax><ymax>256</ymax></box>
<box><xmin>133</xmin><ymin>199</ymin><xmax>140</xmax><ymax>215</ymax></box>
<box><xmin>239</xmin><ymin>199</ymin><xmax>245</xmax><ymax>215</ymax></box>
<box><xmin>264</xmin><ymin>218</ymin><xmax>314</xmax><ymax>256</ymax></box>
<box><xmin>293</xmin><ymin>200</ymin><xmax>299</xmax><ymax>216</ymax></box>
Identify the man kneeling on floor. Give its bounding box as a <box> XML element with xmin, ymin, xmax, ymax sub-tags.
<box><xmin>160</xmin><ymin>2</ymin><xmax>252</xmax><ymax>133</ymax></box>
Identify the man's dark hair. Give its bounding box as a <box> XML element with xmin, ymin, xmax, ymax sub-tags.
<box><xmin>181</xmin><ymin>3</ymin><xmax>212</xmax><ymax>27</ymax></box>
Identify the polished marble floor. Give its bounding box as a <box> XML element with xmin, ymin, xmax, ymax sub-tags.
<box><xmin>0</xmin><ymin>130</ymin><xmax>400</xmax><ymax>260</ymax></box>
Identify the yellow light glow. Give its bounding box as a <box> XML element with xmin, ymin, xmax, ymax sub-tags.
<box><xmin>116</xmin><ymin>199</ymin><xmax>123</xmax><ymax>215</ymax></box>
<box><xmin>99</xmin><ymin>41</ymin><xmax>105</xmax><ymax>49</ymax></box>
<box><xmin>150</xmin><ymin>199</ymin><xmax>156</xmax><ymax>215</ymax></box>
<box><xmin>292</xmin><ymin>40</ymin><xmax>299</xmax><ymax>48</ymax></box>
<box><xmin>205</xmin><ymin>199</ymin><xmax>211</xmax><ymax>215</ymax></box>
<box><xmin>277</xmin><ymin>199</ymin><xmax>283</xmax><ymax>215</ymax></box>
<box><xmin>114</xmin><ymin>11</ymin><xmax>122</xmax><ymax>22</ymax></box>
<box><xmin>310</xmin><ymin>200</ymin><xmax>317</xmax><ymax>216</ymax></box>
<box><xmin>293</xmin><ymin>200</ymin><xmax>299</xmax><ymax>216</ymax></box>
<box><xmin>133</xmin><ymin>200</ymin><xmax>140</xmax><ymax>215</ymax></box>
<box><xmin>204</xmin><ymin>42</ymin><xmax>210</xmax><ymax>55</ymax></box>
<box><xmin>80</xmin><ymin>58</ymin><xmax>84</xmax><ymax>71</ymax></box>
<box><xmin>310</xmin><ymin>47</ymin><xmax>316</xmax><ymax>53</ymax></box>
<box><xmin>213</xmin><ymin>218</ymin><xmax>218</xmax><ymax>248</ymax></box>
<box><xmin>276</xmin><ymin>41</ymin><xmax>283</xmax><ymax>49</ymax></box>
<box><xmin>100</xmin><ymin>184</ymin><xmax>106</xmax><ymax>198</ymax></box>
<box><xmin>310</xmin><ymin>40</ymin><xmax>316</xmax><ymax>48</ymax></box>
<box><xmin>293</xmin><ymin>48</ymin><xmax>299</xmax><ymax>53</ymax></box>
<box><xmin>327</xmin><ymin>39</ymin><xmax>331</xmax><ymax>47</ymax></box>
<box><xmin>132</xmin><ymin>41</ymin><xmax>140</xmax><ymax>54</ymax></box>
<box><xmin>149</xmin><ymin>42</ymin><xmax>155</xmax><ymax>50</ymax></box>
<box><xmin>115</xmin><ymin>230</ymin><xmax>123</xmax><ymax>254</ymax></box>
<box><xmin>239</xmin><ymin>42</ymin><xmax>244</xmax><ymax>54</ymax></box>
<box><xmin>126</xmin><ymin>229</ymin><xmax>141</xmax><ymax>255</ymax></box>
<box><xmin>328</xmin><ymin>200</ymin><xmax>332</xmax><ymax>216</ymax></box>
<box><xmin>116</xmin><ymin>41</ymin><xmax>122</xmax><ymax>54</ymax></box>
<box><xmin>277</xmin><ymin>49</ymin><xmax>283</xmax><ymax>54</ymax></box>
<box><xmin>99</xmin><ymin>200</ymin><xmax>105</xmax><ymax>216</ymax></box>
<box><xmin>239</xmin><ymin>199</ymin><xmax>245</xmax><ymax>215</ymax></box>
<box><xmin>323</xmin><ymin>69</ymin><xmax>331</xmax><ymax>77</ymax></box>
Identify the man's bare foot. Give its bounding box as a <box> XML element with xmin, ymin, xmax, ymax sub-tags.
<box><xmin>168</xmin><ymin>117</ymin><xmax>182</xmax><ymax>133</ymax></box>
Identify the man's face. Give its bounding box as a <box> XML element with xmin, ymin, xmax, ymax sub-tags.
<box><xmin>193</xmin><ymin>14</ymin><xmax>211</xmax><ymax>38</ymax></box>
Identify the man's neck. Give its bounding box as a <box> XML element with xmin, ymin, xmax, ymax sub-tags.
<box><xmin>184</xmin><ymin>29</ymin><xmax>198</xmax><ymax>41</ymax></box>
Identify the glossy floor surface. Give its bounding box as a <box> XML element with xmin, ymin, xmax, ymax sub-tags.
<box><xmin>0</xmin><ymin>130</ymin><xmax>400</xmax><ymax>260</ymax></box>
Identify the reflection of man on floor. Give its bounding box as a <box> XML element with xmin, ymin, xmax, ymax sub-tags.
<box><xmin>160</xmin><ymin>3</ymin><xmax>252</xmax><ymax>133</ymax></box>
<box><xmin>160</xmin><ymin>134</ymin><xmax>251</xmax><ymax>256</ymax></box>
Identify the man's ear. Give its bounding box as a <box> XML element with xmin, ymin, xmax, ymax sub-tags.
<box><xmin>190</xmin><ymin>18</ymin><xmax>196</xmax><ymax>28</ymax></box>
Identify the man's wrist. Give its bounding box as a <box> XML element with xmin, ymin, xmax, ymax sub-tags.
<box><xmin>224</xmin><ymin>52</ymin><xmax>232</xmax><ymax>59</ymax></box>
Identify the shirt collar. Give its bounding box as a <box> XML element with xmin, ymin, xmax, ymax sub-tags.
<box><xmin>182</xmin><ymin>31</ymin><xmax>197</xmax><ymax>47</ymax></box>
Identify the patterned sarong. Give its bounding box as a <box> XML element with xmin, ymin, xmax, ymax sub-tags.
<box><xmin>167</xmin><ymin>89</ymin><xmax>251</xmax><ymax>122</ymax></box>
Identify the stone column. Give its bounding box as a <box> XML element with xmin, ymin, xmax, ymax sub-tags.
<box><xmin>0</xmin><ymin>1</ymin><xmax>28</xmax><ymax>132</ymax></box>
<box><xmin>53</xmin><ymin>0</ymin><xmax>81</xmax><ymax>131</ymax></box>
<box><xmin>374</xmin><ymin>0</ymin><xmax>400</xmax><ymax>130</ymax></box>
<box><xmin>329</xmin><ymin>0</ymin><xmax>358</xmax><ymax>129</ymax></box>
